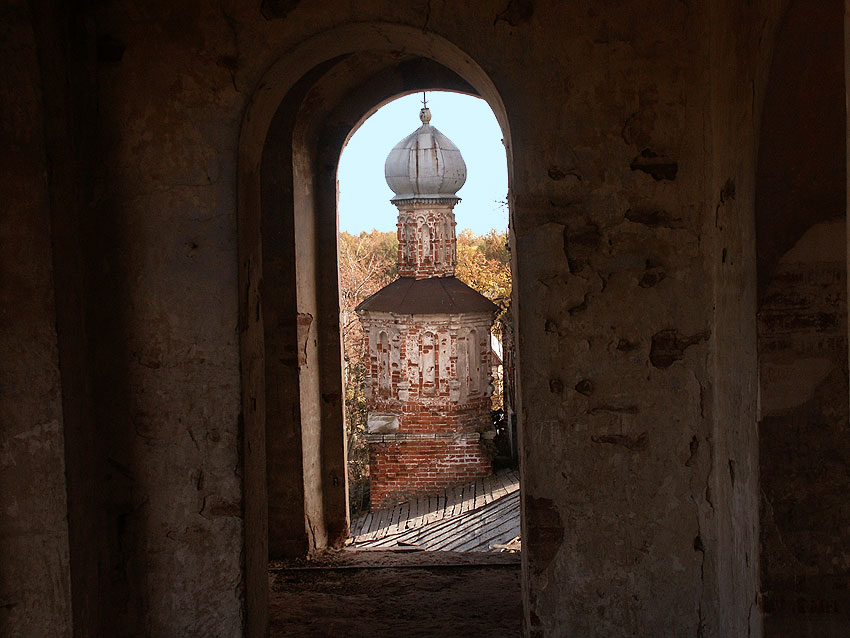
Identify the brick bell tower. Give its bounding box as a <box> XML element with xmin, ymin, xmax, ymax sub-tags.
<box><xmin>356</xmin><ymin>104</ymin><xmax>498</xmax><ymax>511</ymax></box>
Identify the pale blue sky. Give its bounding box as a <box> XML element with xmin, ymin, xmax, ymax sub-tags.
<box><xmin>337</xmin><ymin>91</ymin><xmax>509</xmax><ymax>236</ymax></box>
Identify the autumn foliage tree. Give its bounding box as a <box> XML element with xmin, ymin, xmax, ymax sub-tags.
<box><xmin>455</xmin><ymin>229</ymin><xmax>512</xmax><ymax>318</ymax></box>
<box><xmin>455</xmin><ymin>229</ymin><xmax>512</xmax><ymax>409</ymax></box>
<box><xmin>338</xmin><ymin>230</ymin><xmax>398</xmax><ymax>512</ymax></box>
<box><xmin>338</xmin><ymin>228</ymin><xmax>511</xmax><ymax>514</ymax></box>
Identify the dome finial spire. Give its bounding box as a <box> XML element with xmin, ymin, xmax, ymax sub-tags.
<box><xmin>419</xmin><ymin>92</ymin><xmax>431</xmax><ymax>124</ymax></box>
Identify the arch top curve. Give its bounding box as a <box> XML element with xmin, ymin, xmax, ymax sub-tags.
<box><xmin>238</xmin><ymin>21</ymin><xmax>512</xmax><ymax>169</ymax></box>
<box><xmin>236</xmin><ymin>22</ymin><xmax>516</xmax><ymax>638</ymax></box>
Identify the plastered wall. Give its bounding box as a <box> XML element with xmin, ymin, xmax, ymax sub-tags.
<box><xmin>756</xmin><ymin>0</ymin><xmax>850</xmax><ymax>634</ymax></box>
<box><xmin>0</xmin><ymin>4</ymin><xmax>72</xmax><ymax>636</ymax></box>
<box><xmin>0</xmin><ymin>1</ymin><xmax>803</xmax><ymax>636</ymax></box>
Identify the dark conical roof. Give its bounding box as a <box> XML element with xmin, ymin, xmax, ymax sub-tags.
<box><xmin>355</xmin><ymin>277</ymin><xmax>498</xmax><ymax>315</ymax></box>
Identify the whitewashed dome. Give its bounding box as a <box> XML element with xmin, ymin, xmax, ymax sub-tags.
<box><xmin>384</xmin><ymin>107</ymin><xmax>467</xmax><ymax>202</ymax></box>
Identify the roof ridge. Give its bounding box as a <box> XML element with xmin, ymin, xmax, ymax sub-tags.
<box><xmin>437</xmin><ymin>277</ymin><xmax>457</xmax><ymax>312</ymax></box>
<box><xmin>397</xmin><ymin>276</ymin><xmax>414</xmax><ymax>308</ymax></box>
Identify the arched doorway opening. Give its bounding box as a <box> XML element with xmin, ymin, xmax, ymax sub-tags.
<box><xmin>236</xmin><ymin>23</ymin><xmax>519</xmax><ymax>635</ymax></box>
<box><xmin>337</xmin><ymin>90</ymin><xmax>518</xmax><ymax>549</ymax></box>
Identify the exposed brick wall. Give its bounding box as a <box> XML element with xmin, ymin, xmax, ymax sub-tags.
<box><xmin>361</xmin><ymin>316</ymin><xmax>494</xmax><ymax>405</ymax></box>
<box><xmin>396</xmin><ymin>400</ymin><xmax>492</xmax><ymax>432</ymax></box>
<box><xmin>369</xmin><ymin>437</ymin><xmax>492</xmax><ymax>510</ymax></box>
<box><xmin>360</xmin><ymin>312</ymin><xmax>496</xmax><ymax>509</ymax></box>
<box><xmin>396</xmin><ymin>204</ymin><xmax>457</xmax><ymax>279</ymax></box>
<box><xmin>361</xmin><ymin>187</ymin><xmax>496</xmax><ymax>510</ymax></box>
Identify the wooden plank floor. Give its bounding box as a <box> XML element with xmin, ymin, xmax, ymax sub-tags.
<box><xmin>350</xmin><ymin>468</ymin><xmax>520</xmax><ymax>552</ymax></box>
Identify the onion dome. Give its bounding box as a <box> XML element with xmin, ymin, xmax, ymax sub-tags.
<box><xmin>384</xmin><ymin>107</ymin><xmax>467</xmax><ymax>203</ymax></box>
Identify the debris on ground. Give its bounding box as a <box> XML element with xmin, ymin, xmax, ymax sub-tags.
<box><xmin>492</xmin><ymin>535</ymin><xmax>521</xmax><ymax>553</ymax></box>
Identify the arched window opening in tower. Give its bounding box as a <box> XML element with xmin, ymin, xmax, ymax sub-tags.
<box><xmin>377</xmin><ymin>331</ymin><xmax>391</xmax><ymax>397</ymax></box>
<box><xmin>338</xmin><ymin>92</ymin><xmax>519</xmax><ymax>552</ymax></box>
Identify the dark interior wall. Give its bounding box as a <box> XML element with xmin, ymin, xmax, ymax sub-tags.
<box><xmin>65</xmin><ymin>2</ymin><xmax>246</xmax><ymax>634</ymax></box>
<box><xmin>27</xmin><ymin>2</ymin><xmax>102</xmax><ymax>633</ymax></box>
<box><xmin>755</xmin><ymin>0</ymin><xmax>850</xmax><ymax>634</ymax></box>
<box><xmin>0</xmin><ymin>1</ymin><xmax>805</xmax><ymax>635</ymax></box>
<box><xmin>510</xmin><ymin>1</ymin><xmax>775</xmax><ymax>633</ymax></box>
<box><xmin>260</xmin><ymin>67</ymin><xmax>318</xmax><ymax>560</ymax></box>
<box><xmin>0</xmin><ymin>3</ymin><xmax>72</xmax><ymax>635</ymax></box>
<box><xmin>705</xmin><ymin>2</ymin><xmax>786</xmax><ymax>633</ymax></box>
<box><xmin>756</xmin><ymin>0</ymin><xmax>846</xmax><ymax>296</ymax></box>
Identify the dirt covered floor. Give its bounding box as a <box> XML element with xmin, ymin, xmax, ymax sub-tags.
<box><xmin>269</xmin><ymin>549</ymin><xmax>522</xmax><ymax>637</ymax></box>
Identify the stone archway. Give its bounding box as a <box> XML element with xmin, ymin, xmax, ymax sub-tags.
<box><xmin>755</xmin><ymin>1</ymin><xmax>849</xmax><ymax>634</ymax></box>
<box><xmin>236</xmin><ymin>24</ymin><xmax>516</xmax><ymax>636</ymax></box>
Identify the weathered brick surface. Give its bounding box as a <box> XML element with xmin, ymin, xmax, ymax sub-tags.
<box><xmin>369</xmin><ymin>438</ymin><xmax>492</xmax><ymax>509</ymax></box>
<box><xmin>396</xmin><ymin>206</ymin><xmax>458</xmax><ymax>279</ymax></box>
<box><xmin>360</xmin><ymin>146</ymin><xmax>497</xmax><ymax>508</ymax></box>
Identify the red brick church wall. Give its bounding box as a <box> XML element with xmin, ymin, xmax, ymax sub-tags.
<box><xmin>368</xmin><ymin>436</ymin><xmax>492</xmax><ymax>510</ymax></box>
<box><xmin>362</xmin><ymin>321</ymin><xmax>495</xmax><ymax>510</ymax></box>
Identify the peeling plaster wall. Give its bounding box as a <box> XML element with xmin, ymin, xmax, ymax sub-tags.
<box><xmin>704</xmin><ymin>3</ymin><xmax>783</xmax><ymax>636</ymax></box>
<box><xmin>756</xmin><ymin>1</ymin><xmax>850</xmax><ymax>633</ymax></box>
<box><xmin>83</xmin><ymin>3</ymin><xmax>246</xmax><ymax>634</ymax></box>
<box><xmin>512</xmin><ymin>1</ymin><xmax>775</xmax><ymax>634</ymax></box>
<box><xmin>0</xmin><ymin>0</ymin><xmax>798</xmax><ymax>635</ymax></box>
<box><xmin>0</xmin><ymin>3</ymin><xmax>72</xmax><ymax>635</ymax></box>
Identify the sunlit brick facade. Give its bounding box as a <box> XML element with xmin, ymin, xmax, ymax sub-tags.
<box><xmin>356</xmin><ymin>107</ymin><xmax>497</xmax><ymax>510</ymax></box>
